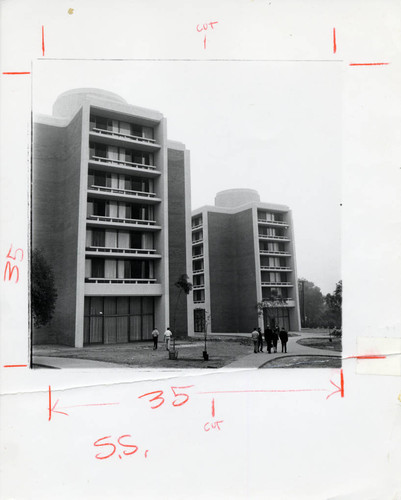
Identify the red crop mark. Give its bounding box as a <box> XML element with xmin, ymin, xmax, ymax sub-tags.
<box><xmin>48</xmin><ymin>385</ymin><xmax>119</xmax><ymax>420</ymax></box>
<box><xmin>42</xmin><ymin>25</ymin><xmax>45</xmax><ymax>56</ymax></box>
<box><xmin>3</xmin><ymin>364</ymin><xmax>28</xmax><ymax>368</ymax></box>
<box><xmin>212</xmin><ymin>398</ymin><xmax>215</xmax><ymax>417</ymax></box>
<box><xmin>144</xmin><ymin>449</ymin><xmax>149</xmax><ymax>458</ymax></box>
<box><xmin>198</xmin><ymin>389</ymin><xmax>328</xmax><ymax>394</ymax></box>
<box><xmin>326</xmin><ymin>369</ymin><xmax>344</xmax><ymax>400</ymax></box>
<box><xmin>349</xmin><ymin>62</ymin><xmax>389</xmax><ymax>66</ymax></box>
<box><xmin>2</xmin><ymin>72</ymin><xmax>31</xmax><ymax>75</ymax></box>
<box><xmin>345</xmin><ymin>355</ymin><xmax>386</xmax><ymax>360</ymax></box>
<box><xmin>333</xmin><ymin>28</ymin><xmax>337</xmax><ymax>54</ymax></box>
<box><xmin>196</xmin><ymin>21</ymin><xmax>218</xmax><ymax>49</ymax></box>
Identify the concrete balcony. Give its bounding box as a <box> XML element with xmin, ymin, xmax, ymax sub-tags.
<box><xmin>258</xmin><ymin>234</ymin><xmax>290</xmax><ymax>242</ymax></box>
<box><xmin>192</xmin><ymin>238</ymin><xmax>203</xmax><ymax>246</ymax></box>
<box><xmin>87</xmin><ymin>185</ymin><xmax>161</xmax><ymax>204</ymax></box>
<box><xmin>192</xmin><ymin>254</ymin><xmax>204</xmax><ymax>260</ymax></box>
<box><xmin>259</xmin><ymin>250</ymin><xmax>291</xmax><ymax>257</ymax></box>
<box><xmin>258</xmin><ymin>219</ymin><xmax>289</xmax><ymax>228</ymax></box>
<box><xmin>261</xmin><ymin>299</ymin><xmax>295</xmax><ymax>308</ymax></box>
<box><xmin>86</xmin><ymin>215</ymin><xmax>161</xmax><ymax>231</ymax></box>
<box><xmin>89</xmin><ymin>156</ymin><xmax>160</xmax><ymax>178</ymax></box>
<box><xmin>192</xmin><ymin>269</ymin><xmax>204</xmax><ymax>275</ymax></box>
<box><xmin>191</xmin><ymin>223</ymin><xmax>203</xmax><ymax>230</ymax></box>
<box><xmin>90</xmin><ymin>128</ymin><xmax>161</xmax><ymax>152</ymax></box>
<box><xmin>84</xmin><ymin>282</ymin><xmax>163</xmax><ymax>296</ymax></box>
<box><xmin>192</xmin><ymin>284</ymin><xmax>205</xmax><ymax>289</ymax></box>
<box><xmin>85</xmin><ymin>277</ymin><xmax>157</xmax><ymax>284</ymax></box>
<box><xmin>261</xmin><ymin>281</ymin><xmax>293</xmax><ymax>287</ymax></box>
<box><xmin>193</xmin><ymin>299</ymin><xmax>205</xmax><ymax>304</ymax></box>
<box><xmin>85</xmin><ymin>246</ymin><xmax>161</xmax><ymax>259</ymax></box>
<box><xmin>260</xmin><ymin>266</ymin><xmax>292</xmax><ymax>271</ymax></box>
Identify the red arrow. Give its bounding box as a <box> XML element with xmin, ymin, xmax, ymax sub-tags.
<box><xmin>48</xmin><ymin>386</ymin><xmax>119</xmax><ymax>420</ymax></box>
<box><xmin>326</xmin><ymin>369</ymin><xmax>344</xmax><ymax>400</ymax></box>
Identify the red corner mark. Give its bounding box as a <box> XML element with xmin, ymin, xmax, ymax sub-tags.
<box><xmin>48</xmin><ymin>386</ymin><xmax>119</xmax><ymax>420</ymax></box>
<box><xmin>326</xmin><ymin>369</ymin><xmax>344</xmax><ymax>400</ymax></box>
<box><xmin>42</xmin><ymin>25</ymin><xmax>45</xmax><ymax>56</ymax></box>
<box><xmin>345</xmin><ymin>355</ymin><xmax>386</xmax><ymax>360</ymax></box>
<box><xmin>2</xmin><ymin>72</ymin><xmax>31</xmax><ymax>75</ymax></box>
<box><xmin>349</xmin><ymin>62</ymin><xmax>389</xmax><ymax>66</ymax></box>
<box><xmin>333</xmin><ymin>27</ymin><xmax>337</xmax><ymax>54</ymax></box>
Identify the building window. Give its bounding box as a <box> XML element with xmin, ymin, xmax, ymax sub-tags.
<box><xmin>84</xmin><ymin>296</ymin><xmax>154</xmax><ymax>344</ymax></box>
<box><xmin>194</xmin><ymin>308</ymin><xmax>206</xmax><ymax>332</ymax></box>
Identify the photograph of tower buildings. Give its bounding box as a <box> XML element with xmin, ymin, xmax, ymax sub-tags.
<box><xmin>31</xmin><ymin>60</ymin><xmax>341</xmax><ymax>369</ymax></box>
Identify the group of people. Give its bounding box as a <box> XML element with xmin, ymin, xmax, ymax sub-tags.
<box><xmin>251</xmin><ymin>326</ymin><xmax>289</xmax><ymax>354</ymax></box>
<box><xmin>151</xmin><ymin>327</ymin><xmax>172</xmax><ymax>351</ymax></box>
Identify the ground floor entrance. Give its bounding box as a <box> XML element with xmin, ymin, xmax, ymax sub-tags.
<box><xmin>84</xmin><ymin>296</ymin><xmax>154</xmax><ymax>344</ymax></box>
<box><xmin>262</xmin><ymin>307</ymin><xmax>291</xmax><ymax>331</ymax></box>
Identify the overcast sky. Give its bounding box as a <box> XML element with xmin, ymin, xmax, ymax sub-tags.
<box><xmin>33</xmin><ymin>59</ymin><xmax>341</xmax><ymax>295</ymax></box>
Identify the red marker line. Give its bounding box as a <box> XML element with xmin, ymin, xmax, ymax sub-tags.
<box><xmin>60</xmin><ymin>403</ymin><xmax>120</xmax><ymax>409</ymax></box>
<box><xmin>211</xmin><ymin>398</ymin><xmax>215</xmax><ymax>417</ymax></box>
<box><xmin>340</xmin><ymin>369</ymin><xmax>344</xmax><ymax>398</ymax></box>
<box><xmin>42</xmin><ymin>25</ymin><xmax>45</xmax><ymax>56</ymax></box>
<box><xmin>345</xmin><ymin>355</ymin><xmax>386</xmax><ymax>360</ymax></box>
<box><xmin>48</xmin><ymin>385</ymin><xmax>52</xmax><ymax>421</ymax></box>
<box><xmin>3</xmin><ymin>364</ymin><xmax>28</xmax><ymax>368</ymax></box>
<box><xmin>333</xmin><ymin>28</ymin><xmax>337</xmax><ymax>54</ymax></box>
<box><xmin>198</xmin><ymin>389</ymin><xmax>328</xmax><ymax>394</ymax></box>
<box><xmin>349</xmin><ymin>62</ymin><xmax>389</xmax><ymax>66</ymax></box>
<box><xmin>2</xmin><ymin>72</ymin><xmax>31</xmax><ymax>75</ymax></box>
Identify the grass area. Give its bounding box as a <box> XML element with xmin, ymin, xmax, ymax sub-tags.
<box><xmin>296</xmin><ymin>337</ymin><xmax>342</xmax><ymax>352</ymax></box>
<box><xmin>260</xmin><ymin>355</ymin><xmax>342</xmax><ymax>369</ymax></box>
<box><xmin>33</xmin><ymin>338</ymin><xmax>255</xmax><ymax>369</ymax></box>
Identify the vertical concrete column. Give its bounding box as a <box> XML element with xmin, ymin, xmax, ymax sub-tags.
<box><xmin>74</xmin><ymin>102</ymin><xmax>90</xmax><ymax>347</ymax></box>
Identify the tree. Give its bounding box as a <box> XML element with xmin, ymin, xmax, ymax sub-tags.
<box><xmin>31</xmin><ymin>248</ymin><xmax>58</xmax><ymax>328</ymax></box>
<box><xmin>172</xmin><ymin>274</ymin><xmax>193</xmax><ymax>334</ymax></box>
<box><xmin>298</xmin><ymin>278</ymin><xmax>325</xmax><ymax>328</ymax></box>
<box><xmin>324</xmin><ymin>280</ymin><xmax>342</xmax><ymax>327</ymax></box>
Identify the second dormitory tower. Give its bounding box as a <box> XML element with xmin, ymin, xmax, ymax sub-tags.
<box><xmin>190</xmin><ymin>189</ymin><xmax>301</xmax><ymax>334</ymax></box>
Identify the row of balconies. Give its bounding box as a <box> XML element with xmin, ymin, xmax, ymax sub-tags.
<box><xmin>257</xmin><ymin>218</ymin><xmax>288</xmax><ymax>227</ymax></box>
<box><xmin>85</xmin><ymin>277</ymin><xmax>157</xmax><ymax>284</ymax></box>
<box><xmin>258</xmin><ymin>234</ymin><xmax>290</xmax><ymax>242</ymax></box>
<box><xmin>87</xmin><ymin>214</ymin><xmax>160</xmax><ymax>230</ymax></box>
<box><xmin>89</xmin><ymin>155</ymin><xmax>159</xmax><ymax>178</ymax></box>
<box><xmin>85</xmin><ymin>246</ymin><xmax>161</xmax><ymax>259</ymax></box>
<box><xmin>90</xmin><ymin>127</ymin><xmax>160</xmax><ymax>152</ymax></box>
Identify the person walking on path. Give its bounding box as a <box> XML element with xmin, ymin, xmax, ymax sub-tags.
<box><xmin>279</xmin><ymin>327</ymin><xmax>288</xmax><ymax>353</ymax></box>
<box><xmin>152</xmin><ymin>328</ymin><xmax>159</xmax><ymax>350</ymax></box>
<box><xmin>257</xmin><ymin>327</ymin><xmax>264</xmax><ymax>352</ymax></box>
<box><xmin>272</xmin><ymin>326</ymin><xmax>279</xmax><ymax>353</ymax></box>
<box><xmin>164</xmin><ymin>327</ymin><xmax>172</xmax><ymax>351</ymax></box>
<box><xmin>251</xmin><ymin>328</ymin><xmax>259</xmax><ymax>353</ymax></box>
<box><xmin>264</xmin><ymin>326</ymin><xmax>273</xmax><ymax>353</ymax></box>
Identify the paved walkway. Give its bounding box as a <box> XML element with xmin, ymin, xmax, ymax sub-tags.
<box><xmin>225</xmin><ymin>333</ymin><xmax>340</xmax><ymax>369</ymax></box>
<box><xmin>32</xmin><ymin>356</ymin><xmax>124</xmax><ymax>369</ymax></box>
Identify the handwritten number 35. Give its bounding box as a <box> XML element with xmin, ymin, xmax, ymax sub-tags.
<box><xmin>138</xmin><ymin>386</ymin><xmax>194</xmax><ymax>409</ymax></box>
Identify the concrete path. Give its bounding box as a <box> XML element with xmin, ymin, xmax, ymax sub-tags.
<box><xmin>225</xmin><ymin>334</ymin><xmax>340</xmax><ymax>369</ymax></box>
<box><xmin>32</xmin><ymin>355</ymin><xmax>124</xmax><ymax>369</ymax></box>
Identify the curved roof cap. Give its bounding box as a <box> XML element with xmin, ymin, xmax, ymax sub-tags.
<box><xmin>52</xmin><ymin>88</ymin><xmax>127</xmax><ymax>118</ymax></box>
<box><xmin>215</xmin><ymin>189</ymin><xmax>261</xmax><ymax>208</ymax></box>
